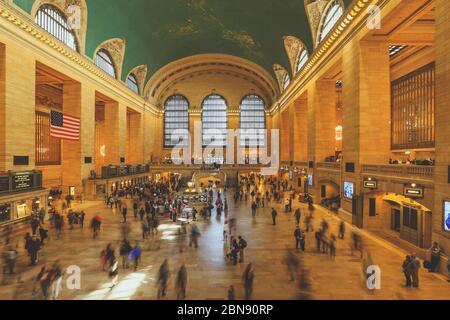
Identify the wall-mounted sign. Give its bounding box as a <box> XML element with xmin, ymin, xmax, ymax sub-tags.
<box><xmin>12</xmin><ymin>172</ymin><xmax>33</xmax><ymax>191</ymax></box>
<box><xmin>404</xmin><ymin>186</ymin><xmax>424</xmax><ymax>199</ymax></box>
<box><xmin>307</xmin><ymin>174</ymin><xmax>313</xmax><ymax>186</ymax></box>
<box><xmin>444</xmin><ymin>201</ymin><xmax>450</xmax><ymax>232</ymax></box>
<box><xmin>363</xmin><ymin>179</ymin><xmax>378</xmax><ymax>189</ymax></box>
<box><xmin>344</xmin><ymin>182</ymin><xmax>355</xmax><ymax>200</ymax></box>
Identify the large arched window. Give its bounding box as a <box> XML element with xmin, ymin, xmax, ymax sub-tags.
<box><xmin>202</xmin><ymin>94</ymin><xmax>228</xmax><ymax>147</ymax></box>
<box><xmin>95</xmin><ymin>49</ymin><xmax>116</xmax><ymax>78</ymax></box>
<box><xmin>35</xmin><ymin>4</ymin><xmax>78</xmax><ymax>51</ymax></box>
<box><xmin>318</xmin><ymin>0</ymin><xmax>344</xmax><ymax>43</ymax></box>
<box><xmin>164</xmin><ymin>95</ymin><xmax>189</xmax><ymax>148</ymax></box>
<box><xmin>240</xmin><ymin>95</ymin><xmax>266</xmax><ymax>147</ymax></box>
<box><xmin>296</xmin><ymin>49</ymin><xmax>309</xmax><ymax>74</ymax></box>
<box><xmin>126</xmin><ymin>73</ymin><xmax>139</xmax><ymax>94</ymax></box>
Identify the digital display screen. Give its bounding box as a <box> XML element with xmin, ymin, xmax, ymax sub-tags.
<box><xmin>343</xmin><ymin>182</ymin><xmax>354</xmax><ymax>200</ymax></box>
<box><xmin>308</xmin><ymin>174</ymin><xmax>313</xmax><ymax>186</ymax></box>
<box><xmin>444</xmin><ymin>201</ymin><xmax>450</xmax><ymax>232</ymax></box>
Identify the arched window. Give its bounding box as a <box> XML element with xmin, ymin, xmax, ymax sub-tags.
<box><xmin>126</xmin><ymin>74</ymin><xmax>139</xmax><ymax>94</ymax></box>
<box><xmin>164</xmin><ymin>95</ymin><xmax>189</xmax><ymax>148</ymax></box>
<box><xmin>95</xmin><ymin>49</ymin><xmax>116</xmax><ymax>78</ymax></box>
<box><xmin>35</xmin><ymin>4</ymin><xmax>78</xmax><ymax>51</ymax></box>
<box><xmin>202</xmin><ymin>94</ymin><xmax>228</xmax><ymax>147</ymax></box>
<box><xmin>296</xmin><ymin>49</ymin><xmax>309</xmax><ymax>74</ymax></box>
<box><xmin>283</xmin><ymin>73</ymin><xmax>291</xmax><ymax>91</ymax></box>
<box><xmin>318</xmin><ymin>0</ymin><xmax>344</xmax><ymax>43</ymax></box>
<box><xmin>240</xmin><ymin>95</ymin><xmax>266</xmax><ymax>147</ymax></box>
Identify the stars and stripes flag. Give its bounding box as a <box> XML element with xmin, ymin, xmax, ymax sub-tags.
<box><xmin>50</xmin><ymin>111</ymin><xmax>80</xmax><ymax>141</ymax></box>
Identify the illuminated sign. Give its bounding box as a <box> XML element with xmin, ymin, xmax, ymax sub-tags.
<box><xmin>363</xmin><ymin>179</ymin><xmax>377</xmax><ymax>189</ymax></box>
<box><xmin>444</xmin><ymin>201</ymin><xmax>450</xmax><ymax>232</ymax></box>
<box><xmin>343</xmin><ymin>182</ymin><xmax>354</xmax><ymax>200</ymax></box>
<box><xmin>404</xmin><ymin>186</ymin><xmax>424</xmax><ymax>199</ymax></box>
<box><xmin>308</xmin><ymin>174</ymin><xmax>313</xmax><ymax>186</ymax></box>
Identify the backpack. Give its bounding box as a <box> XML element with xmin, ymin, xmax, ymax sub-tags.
<box><xmin>240</xmin><ymin>239</ymin><xmax>248</xmax><ymax>249</ymax></box>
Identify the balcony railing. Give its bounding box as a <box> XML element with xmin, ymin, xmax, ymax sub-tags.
<box><xmin>362</xmin><ymin>164</ymin><xmax>434</xmax><ymax>180</ymax></box>
<box><xmin>317</xmin><ymin>162</ymin><xmax>341</xmax><ymax>171</ymax></box>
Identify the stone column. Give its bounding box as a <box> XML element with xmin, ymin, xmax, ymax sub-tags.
<box><xmin>126</xmin><ymin>111</ymin><xmax>143</xmax><ymax>164</ymax></box>
<box><xmin>307</xmin><ymin>79</ymin><xmax>336</xmax><ymax>164</ymax></box>
<box><xmin>0</xmin><ymin>41</ymin><xmax>35</xmax><ymax>171</ymax></box>
<box><xmin>293</xmin><ymin>96</ymin><xmax>308</xmax><ymax>162</ymax></box>
<box><xmin>341</xmin><ymin>39</ymin><xmax>391</xmax><ymax>215</ymax></box>
<box><xmin>434</xmin><ymin>0</ymin><xmax>450</xmax><ymax>258</ymax></box>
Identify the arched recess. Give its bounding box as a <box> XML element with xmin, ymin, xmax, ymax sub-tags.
<box><xmin>304</xmin><ymin>0</ymin><xmax>330</xmax><ymax>48</ymax></box>
<box><xmin>31</xmin><ymin>0</ymin><xmax>88</xmax><ymax>54</ymax></box>
<box><xmin>273</xmin><ymin>64</ymin><xmax>290</xmax><ymax>93</ymax></box>
<box><xmin>314</xmin><ymin>0</ymin><xmax>345</xmax><ymax>47</ymax></box>
<box><xmin>283</xmin><ymin>36</ymin><xmax>309</xmax><ymax>76</ymax></box>
<box><xmin>94</xmin><ymin>38</ymin><xmax>126</xmax><ymax>80</ymax></box>
<box><xmin>145</xmin><ymin>54</ymin><xmax>278</xmax><ymax>109</ymax></box>
<box><xmin>125</xmin><ymin>65</ymin><xmax>148</xmax><ymax>96</ymax></box>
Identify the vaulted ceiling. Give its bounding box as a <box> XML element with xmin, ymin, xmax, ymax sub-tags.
<box><xmin>13</xmin><ymin>0</ymin><xmax>352</xmax><ymax>83</ymax></box>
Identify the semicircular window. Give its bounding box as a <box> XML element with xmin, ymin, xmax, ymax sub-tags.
<box><xmin>296</xmin><ymin>49</ymin><xmax>309</xmax><ymax>74</ymax></box>
<box><xmin>240</xmin><ymin>95</ymin><xmax>266</xmax><ymax>148</ymax></box>
<box><xmin>202</xmin><ymin>94</ymin><xmax>228</xmax><ymax>147</ymax></box>
<box><xmin>318</xmin><ymin>0</ymin><xmax>344</xmax><ymax>43</ymax></box>
<box><xmin>126</xmin><ymin>73</ymin><xmax>139</xmax><ymax>94</ymax></box>
<box><xmin>95</xmin><ymin>49</ymin><xmax>116</xmax><ymax>78</ymax></box>
<box><xmin>35</xmin><ymin>4</ymin><xmax>79</xmax><ymax>51</ymax></box>
<box><xmin>164</xmin><ymin>95</ymin><xmax>189</xmax><ymax>148</ymax></box>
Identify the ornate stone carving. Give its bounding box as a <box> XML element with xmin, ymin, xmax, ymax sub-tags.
<box><xmin>31</xmin><ymin>0</ymin><xmax>88</xmax><ymax>53</ymax></box>
<box><xmin>95</xmin><ymin>38</ymin><xmax>126</xmax><ymax>80</ymax></box>
<box><xmin>305</xmin><ymin>0</ymin><xmax>329</xmax><ymax>48</ymax></box>
<box><xmin>283</xmin><ymin>36</ymin><xmax>307</xmax><ymax>75</ymax></box>
<box><xmin>128</xmin><ymin>64</ymin><xmax>148</xmax><ymax>95</ymax></box>
<box><xmin>272</xmin><ymin>64</ymin><xmax>289</xmax><ymax>94</ymax></box>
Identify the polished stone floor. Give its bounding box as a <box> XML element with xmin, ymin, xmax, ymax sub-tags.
<box><xmin>1</xmin><ymin>188</ymin><xmax>450</xmax><ymax>300</ymax></box>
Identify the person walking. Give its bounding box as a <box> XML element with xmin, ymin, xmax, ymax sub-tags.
<box><xmin>28</xmin><ymin>236</ymin><xmax>41</xmax><ymax>266</ymax></box>
<box><xmin>271</xmin><ymin>208</ymin><xmax>278</xmax><ymax>226</ymax></box>
<box><xmin>108</xmin><ymin>258</ymin><xmax>119</xmax><ymax>290</ymax></box>
<box><xmin>119</xmin><ymin>240</ymin><xmax>132</xmax><ymax>269</ymax></box>
<box><xmin>3</xmin><ymin>246</ymin><xmax>18</xmax><ymax>274</ymax></box>
<box><xmin>429</xmin><ymin>242</ymin><xmax>441</xmax><ymax>273</ymax></box>
<box><xmin>294</xmin><ymin>226</ymin><xmax>302</xmax><ymax>250</ymax></box>
<box><xmin>294</xmin><ymin>208</ymin><xmax>301</xmax><ymax>226</ymax></box>
<box><xmin>402</xmin><ymin>255</ymin><xmax>412</xmax><ymax>287</ymax></box>
<box><xmin>285</xmin><ymin>250</ymin><xmax>300</xmax><ymax>282</ymax></box>
<box><xmin>410</xmin><ymin>253</ymin><xmax>420</xmax><ymax>288</ymax></box>
<box><xmin>251</xmin><ymin>202</ymin><xmax>257</xmax><ymax>217</ymax></box>
<box><xmin>338</xmin><ymin>221</ymin><xmax>345</xmax><ymax>240</ymax></box>
<box><xmin>175</xmin><ymin>264</ymin><xmax>188</xmax><ymax>300</ymax></box>
<box><xmin>242</xmin><ymin>263</ymin><xmax>254</xmax><ymax>300</ymax></box>
<box><xmin>329</xmin><ymin>235</ymin><xmax>337</xmax><ymax>259</ymax></box>
<box><xmin>189</xmin><ymin>224</ymin><xmax>201</xmax><ymax>249</ymax></box>
<box><xmin>157</xmin><ymin>259</ymin><xmax>170</xmax><ymax>299</ymax></box>
<box><xmin>122</xmin><ymin>203</ymin><xmax>128</xmax><ymax>223</ymax></box>
<box><xmin>238</xmin><ymin>236</ymin><xmax>248</xmax><ymax>263</ymax></box>
<box><xmin>227</xmin><ymin>285</ymin><xmax>236</xmax><ymax>300</ymax></box>
<box><xmin>129</xmin><ymin>244</ymin><xmax>142</xmax><ymax>271</ymax></box>
<box><xmin>80</xmin><ymin>211</ymin><xmax>86</xmax><ymax>229</ymax></box>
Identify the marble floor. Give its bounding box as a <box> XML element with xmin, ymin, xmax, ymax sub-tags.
<box><xmin>1</xmin><ymin>188</ymin><xmax>450</xmax><ymax>300</ymax></box>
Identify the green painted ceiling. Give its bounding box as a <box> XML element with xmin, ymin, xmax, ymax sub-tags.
<box><xmin>14</xmin><ymin>0</ymin><xmax>351</xmax><ymax>82</ymax></box>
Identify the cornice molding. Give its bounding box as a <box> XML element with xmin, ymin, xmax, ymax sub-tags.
<box><xmin>271</xmin><ymin>0</ymin><xmax>374</xmax><ymax>115</ymax></box>
<box><xmin>0</xmin><ymin>2</ymin><xmax>160</xmax><ymax>115</ymax></box>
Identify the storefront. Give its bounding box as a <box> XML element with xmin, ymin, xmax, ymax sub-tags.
<box><xmin>0</xmin><ymin>193</ymin><xmax>47</xmax><ymax>228</ymax></box>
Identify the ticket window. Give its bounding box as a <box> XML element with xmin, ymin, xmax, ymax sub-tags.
<box><xmin>16</xmin><ymin>200</ymin><xmax>30</xmax><ymax>219</ymax></box>
<box><xmin>0</xmin><ymin>203</ymin><xmax>12</xmax><ymax>223</ymax></box>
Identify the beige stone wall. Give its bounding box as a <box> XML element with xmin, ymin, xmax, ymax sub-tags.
<box><xmin>434</xmin><ymin>0</ymin><xmax>450</xmax><ymax>257</ymax></box>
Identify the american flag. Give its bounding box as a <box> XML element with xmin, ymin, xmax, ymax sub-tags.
<box><xmin>50</xmin><ymin>111</ymin><xmax>80</xmax><ymax>141</ymax></box>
